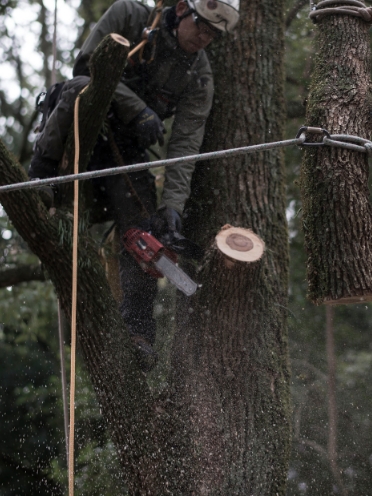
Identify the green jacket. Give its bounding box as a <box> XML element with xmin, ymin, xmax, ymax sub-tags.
<box><xmin>73</xmin><ymin>0</ymin><xmax>214</xmax><ymax>214</ymax></box>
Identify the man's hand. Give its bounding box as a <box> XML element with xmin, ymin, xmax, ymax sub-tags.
<box><xmin>131</xmin><ymin>107</ymin><xmax>166</xmax><ymax>148</ymax></box>
<box><xmin>151</xmin><ymin>207</ymin><xmax>182</xmax><ymax>238</ymax></box>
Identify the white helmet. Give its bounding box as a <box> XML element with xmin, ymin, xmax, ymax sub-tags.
<box><xmin>186</xmin><ymin>0</ymin><xmax>240</xmax><ymax>33</ymax></box>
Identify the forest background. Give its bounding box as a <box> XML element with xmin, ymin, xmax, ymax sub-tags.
<box><xmin>1</xmin><ymin>0</ymin><xmax>372</xmax><ymax>494</ymax></box>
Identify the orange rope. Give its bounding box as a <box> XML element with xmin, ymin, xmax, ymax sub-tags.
<box><xmin>68</xmin><ymin>85</ymin><xmax>88</xmax><ymax>496</ymax></box>
<box><xmin>127</xmin><ymin>0</ymin><xmax>164</xmax><ymax>58</ymax></box>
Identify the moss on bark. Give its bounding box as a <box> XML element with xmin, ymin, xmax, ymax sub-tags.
<box><xmin>171</xmin><ymin>1</ymin><xmax>292</xmax><ymax>493</ymax></box>
<box><xmin>301</xmin><ymin>14</ymin><xmax>372</xmax><ymax>305</ymax></box>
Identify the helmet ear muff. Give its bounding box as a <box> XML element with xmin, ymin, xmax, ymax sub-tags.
<box><xmin>167</xmin><ymin>3</ymin><xmax>192</xmax><ymax>31</ymax></box>
<box><xmin>175</xmin><ymin>2</ymin><xmax>193</xmax><ymax>27</ymax></box>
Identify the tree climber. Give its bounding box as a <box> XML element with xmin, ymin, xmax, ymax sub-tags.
<box><xmin>28</xmin><ymin>0</ymin><xmax>240</xmax><ymax>370</ymax></box>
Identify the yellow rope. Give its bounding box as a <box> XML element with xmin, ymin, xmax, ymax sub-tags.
<box><xmin>68</xmin><ymin>85</ymin><xmax>88</xmax><ymax>496</ymax></box>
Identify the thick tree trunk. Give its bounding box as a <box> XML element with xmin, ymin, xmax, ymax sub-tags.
<box><xmin>0</xmin><ymin>34</ymin><xmax>182</xmax><ymax>495</ymax></box>
<box><xmin>60</xmin><ymin>33</ymin><xmax>130</xmax><ymax>204</ymax></box>
<box><xmin>301</xmin><ymin>13</ymin><xmax>372</xmax><ymax>305</ymax></box>
<box><xmin>0</xmin><ymin>142</ymin><xmax>162</xmax><ymax>494</ymax></box>
<box><xmin>170</xmin><ymin>1</ymin><xmax>291</xmax><ymax>494</ymax></box>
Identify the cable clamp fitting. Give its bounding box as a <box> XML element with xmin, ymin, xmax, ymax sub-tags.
<box><xmin>296</xmin><ymin>126</ymin><xmax>372</xmax><ymax>154</ymax></box>
<box><xmin>141</xmin><ymin>27</ymin><xmax>159</xmax><ymax>44</ymax></box>
<box><xmin>296</xmin><ymin>126</ymin><xmax>331</xmax><ymax>146</ymax></box>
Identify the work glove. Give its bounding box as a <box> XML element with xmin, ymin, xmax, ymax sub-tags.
<box><xmin>151</xmin><ymin>206</ymin><xmax>182</xmax><ymax>238</ymax></box>
<box><xmin>131</xmin><ymin>107</ymin><xmax>166</xmax><ymax>149</ymax></box>
<box><xmin>149</xmin><ymin>208</ymin><xmax>204</xmax><ymax>260</ymax></box>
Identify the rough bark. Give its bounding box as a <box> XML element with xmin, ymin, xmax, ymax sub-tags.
<box><xmin>170</xmin><ymin>1</ymin><xmax>291</xmax><ymax>494</ymax></box>
<box><xmin>0</xmin><ymin>34</ymin><xmax>183</xmax><ymax>495</ymax></box>
<box><xmin>0</xmin><ymin>143</ymin><xmax>164</xmax><ymax>494</ymax></box>
<box><xmin>301</xmin><ymin>13</ymin><xmax>372</xmax><ymax>304</ymax></box>
<box><xmin>59</xmin><ymin>33</ymin><xmax>130</xmax><ymax>206</ymax></box>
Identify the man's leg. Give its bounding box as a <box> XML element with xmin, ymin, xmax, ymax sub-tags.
<box><xmin>118</xmin><ymin>249</ymin><xmax>158</xmax><ymax>346</ymax></box>
<box><xmin>103</xmin><ymin>169</ymin><xmax>159</xmax><ymax>370</ymax></box>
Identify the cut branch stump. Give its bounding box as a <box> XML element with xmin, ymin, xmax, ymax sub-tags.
<box><xmin>215</xmin><ymin>225</ymin><xmax>265</xmax><ymax>268</ymax></box>
<box><xmin>60</xmin><ymin>33</ymin><xmax>130</xmax><ymax>205</ymax></box>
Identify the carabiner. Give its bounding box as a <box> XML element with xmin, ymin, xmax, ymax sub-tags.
<box><xmin>295</xmin><ymin>126</ymin><xmax>331</xmax><ymax>147</ymax></box>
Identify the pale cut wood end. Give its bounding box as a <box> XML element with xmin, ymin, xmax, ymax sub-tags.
<box><xmin>110</xmin><ymin>33</ymin><xmax>130</xmax><ymax>47</ymax></box>
<box><xmin>215</xmin><ymin>226</ymin><xmax>265</xmax><ymax>263</ymax></box>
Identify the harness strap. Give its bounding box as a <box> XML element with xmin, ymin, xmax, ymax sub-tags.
<box><xmin>128</xmin><ymin>0</ymin><xmax>164</xmax><ymax>60</ymax></box>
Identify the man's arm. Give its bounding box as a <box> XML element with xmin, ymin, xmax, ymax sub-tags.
<box><xmin>160</xmin><ymin>62</ymin><xmax>214</xmax><ymax>214</ymax></box>
<box><xmin>73</xmin><ymin>0</ymin><xmax>151</xmax><ymax>123</ymax></box>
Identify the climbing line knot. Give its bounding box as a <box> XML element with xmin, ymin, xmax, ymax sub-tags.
<box><xmin>310</xmin><ymin>0</ymin><xmax>372</xmax><ymax>23</ymax></box>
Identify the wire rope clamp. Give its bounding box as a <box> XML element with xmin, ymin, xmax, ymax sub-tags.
<box><xmin>141</xmin><ymin>27</ymin><xmax>159</xmax><ymax>44</ymax></box>
<box><xmin>296</xmin><ymin>126</ymin><xmax>331</xmax><ymax>147</ymax></box>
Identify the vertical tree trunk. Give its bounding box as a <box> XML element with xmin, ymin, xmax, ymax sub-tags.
<box><xmin>326</xmin><ymin>306</ymin><xmax>347</xmax><ymax>495</ymax></box>
<box><xmin>170</xmin><ymin>1</ymin><xmax>291</xmax><ymax>493</ymax></box>
<box><xmin>0</xmin><ymin>35</ymin><xmax>176</xmax><ymax>494</ymax></box>
<box><xmin>301</xmin><ymin>12</ymin><xmax>372</xmax><ymax>305</ymax></box>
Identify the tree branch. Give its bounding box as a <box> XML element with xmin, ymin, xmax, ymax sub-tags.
<box><xmin>0</xmin><ymin>33</ymin><xmax>173</xmax><ymax>493</ymax></box>
<box><xmin>0</xmin><ymin>264</ymin><xmax>45</xmax><ymax>288</ymax></box>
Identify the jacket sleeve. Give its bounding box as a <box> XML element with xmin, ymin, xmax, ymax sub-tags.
<box><xmin>160</xmin><ymin>61</ymin><xmax>214</xmax><ymax>214</ymax></box>
<box><xmin>73</xmin><ymin>0</ymin><xmax>150</xmax><ymax>123</ymax></box>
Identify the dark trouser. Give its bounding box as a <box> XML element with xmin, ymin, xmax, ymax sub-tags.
<box><xmin>30</xmin><ymin>76</ymin><xmax>159</xmax><ymax>345</ymax></box>
<box><xmin>89</xmin><ymin>140</ymin><xmax>158</xmax><ymax>345</ymax></box>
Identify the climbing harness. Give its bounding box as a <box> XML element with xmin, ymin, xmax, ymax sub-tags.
<box><xmin>128</xmin><ymin>0</ymin><xmax>164</xmax><ymax>62</ymax></box>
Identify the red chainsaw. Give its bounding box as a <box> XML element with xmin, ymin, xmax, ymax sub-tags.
<box><xmin>123</xmin><ymin>228</ymin><xmax>198</xmax><ymax>296</ymax></box>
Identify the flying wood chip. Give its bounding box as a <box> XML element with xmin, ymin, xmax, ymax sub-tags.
<box><xmin>215</xmin><ymin>226</ymin><xmax>265</xmax><ymax>263</ymax></box>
